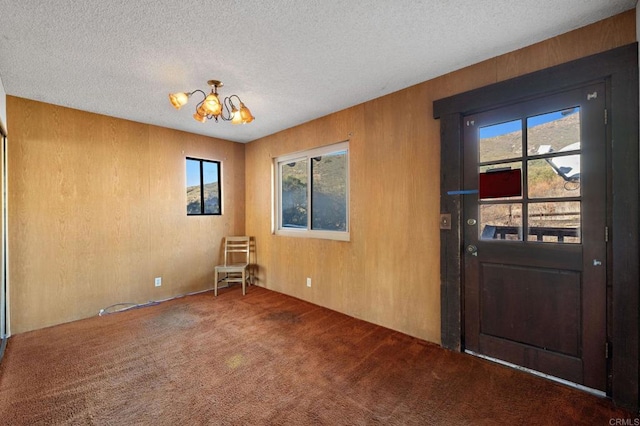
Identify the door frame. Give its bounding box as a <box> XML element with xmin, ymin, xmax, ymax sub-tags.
<box><xmin>433</xmin><ymin>43</ymin><xmax>639</xmax><ymax>411</ymax></box>
<box><xmin>0</xmin><ymin>128</ymin><xmax>6</xmax><ymax>360</ymax></box>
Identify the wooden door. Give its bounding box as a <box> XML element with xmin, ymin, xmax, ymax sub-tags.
<box><xmin>463</xmin><ymin>84</ymin><xmax>607</xmax><ymax>391</ymax></box>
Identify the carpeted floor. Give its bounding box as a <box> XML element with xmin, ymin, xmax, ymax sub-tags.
<box><xmin>0</xmin><ymin>286</ymin><xmax>635</xmax><ymax>425</ymax></box>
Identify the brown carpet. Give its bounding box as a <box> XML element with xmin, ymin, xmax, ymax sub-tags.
<box><xmin>0</xmin><ymin>286</ymin><xmax>635</xmax><ymax>425</ymax></box>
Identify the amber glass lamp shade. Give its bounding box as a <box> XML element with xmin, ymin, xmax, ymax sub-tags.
<box><xmin>202</xmin><ymin>92</ymin><xmax>222</xmax><ymax>116</ymax></box>
<box><xmin>169</xmin><ymin>92</ymin><xmax>190</xmax><ymax>109</ymax></box>
<box><xmin>193</xmin><ymin>104</ymin><xmax>208</xmax><ymax>123</ymax></box>
<box><xmin>196</xmin><ymin>103</ymin><xmax>208</xmax><ymax>117</ymax></box>
<box><xmin>230</xmin><ymin>105</ymin><xmax>242</xmax><ymax>125</ymax></box>
<box><xmin>193</xmin><ymin>112</ymin><xmax>207</xmax><ymax>123</ymax></box>
<box><xmin>239</xmin><ymin>102</ymin><xmax>254</xmax><ymax>123</ymax></box>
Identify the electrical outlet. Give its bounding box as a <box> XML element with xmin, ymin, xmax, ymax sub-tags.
<box><xmin>154</xmin><ymin>277</ymin><xmax>162</xmax><ymax>287</ymax></box>
<box><xmin>306</xmin><ymin>277</ymin><xmax>311</xmax><ymax>288</ymax></box>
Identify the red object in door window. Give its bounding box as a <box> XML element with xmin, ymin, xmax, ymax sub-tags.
<box><xmin>479</xmin><ymin>169</ymin><xmax>522</xmax><ymax>199</ymax></box>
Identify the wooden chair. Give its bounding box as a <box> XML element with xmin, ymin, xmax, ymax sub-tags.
<box><xmin>214</xmin><ymin>236</ymin><xmax>251</xmax><ymax>296</ymax></box>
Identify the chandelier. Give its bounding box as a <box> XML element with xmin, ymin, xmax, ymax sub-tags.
<box><xmin>169</xmin><ymin>79</ymin><xmax>254</xmax><ymax>125</ymax></box>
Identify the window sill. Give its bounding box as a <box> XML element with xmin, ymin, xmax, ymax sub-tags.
<box><xmin>275</xmin><ymin>228</ymin><xmax>350</xmax><ymax>242</ymax></box>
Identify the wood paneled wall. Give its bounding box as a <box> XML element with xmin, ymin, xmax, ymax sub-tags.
<box><xmin>7</xmin><ymin>97</ymin><xmax>245</xmax><ymax>333</ymax></box>
<box><xmin>245</xmin><ymin>11</ymin><xmax>636</xmax><ymax>343</ymax></box>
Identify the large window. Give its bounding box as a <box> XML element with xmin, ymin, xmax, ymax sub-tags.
<box><xmin>275</xmin><ymin>141</ymin><xmax>349</xmax><ymax>241</ymax></box>
<box><xmin>186</xmin><ymin>158</ymin><xmax>221</xmax><ymax>215</ymax></box>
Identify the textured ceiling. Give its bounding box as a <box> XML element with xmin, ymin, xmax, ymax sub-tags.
<box><xmin>0</xmin><ymin>1</ymin><xmax>635</xmax><ymax>143</ymax></box>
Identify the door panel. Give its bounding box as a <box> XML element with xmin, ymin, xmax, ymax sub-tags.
<box><xmin>478</xmin><ymin>334</ymin><xmax>584</xmax><ymax>384</ymax></box>
<box><xmin>463</xmin><ymin>84</ymin><xmax>607</xmax><ymax>391</ymax></box>
<box><xmin>481</xmin><ymin>264</ymin><xmax>581</xmax><ymax>356</ymax></box>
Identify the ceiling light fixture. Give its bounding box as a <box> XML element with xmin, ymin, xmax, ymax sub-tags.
<box><xmin>169</xmin><ymin>79</ymin><xmax>254</xmax><ymax>125</ymax></box>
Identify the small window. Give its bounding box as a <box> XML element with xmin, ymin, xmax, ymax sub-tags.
<box><xmin>186</xmin><ymin>158</ymin><xmax>221</xmax><ymax>215</ymax></box>
<box><xmin>275</xmin><ymin>141</ymin><xmax>349</xmax><ymax>241</ymax></box>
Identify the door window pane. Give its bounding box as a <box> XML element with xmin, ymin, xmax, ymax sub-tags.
<box><xmin>479</xmin><ymin>120</ymin><xmax>522</xmax><ymax>163</ymax></box>
<box><xmin>527</xmin><ymin>108</ymin><xmax>580</xmax><ymax>154</ymax></box>
<box><xmin>479</xmin><ymin>162</ymin><xmax>522</xmax><ymax>200</ymax></box>
<box><xmin>528</xmin><ymin>201</ymin><xmax>580</xmax><ymax>243</ymax></box>
<box><xmin>480</xmin><ymin>203</ymin><xmax>523</xmax><ymax>240</ymax></box>
<box><xmin>281</xmin><ymin>159</ymin><xmax>308</xmax><ymax>228</ymax></box>
<box><xmin>528</xmin><ymin>156</ymin><xmax>580</xmax><ymax>198</ymax></box>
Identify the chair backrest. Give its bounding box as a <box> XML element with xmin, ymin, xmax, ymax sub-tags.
<box><xmin>224</xmin><ymin>236</ymin><xmax>250</xmax><ymax>266</ymax></box>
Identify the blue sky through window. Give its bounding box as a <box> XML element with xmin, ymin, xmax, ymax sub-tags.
<box><xmin>203</xmin><ymin>162</ymin><xmax>218</xmax><ymax>185</ymax></box>
<box><xmin>186</xmin><ymin>159</ymin><xmax>200</xmax><ymax>187</ymax></box>
<box><xmin>479</xmin><ymin>108</ymin><xmax>578</xmax><ymax>139</ymax></box>
<box><xmin>186</xmin><ymin>158</ymin><xmax>219</xmax><ymax>187</ymax></box>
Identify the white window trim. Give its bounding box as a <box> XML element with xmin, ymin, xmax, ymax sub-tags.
<box><xmin>273</xmin><ymin>141</ymin><xmax>350</xmax><ymax>241</ymax></box>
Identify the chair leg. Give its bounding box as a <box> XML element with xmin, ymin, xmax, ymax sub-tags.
<box><xmin>242</xmin><ymin>270</ymin><xmax>246</xmax><ymax>295</ymax></box>
<box><xmin>214</xmin><ymin>270</ymin><xmax>218</xmax><ymax>297</ymax></box>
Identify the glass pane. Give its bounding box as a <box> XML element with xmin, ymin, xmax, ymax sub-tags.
<box><xmin>479</xmin><ymin>162</ymin><xmax>522</xmax><ymax>200</ymax></box>
<box><xmin>479</xmin><ymin>119</ymin><xmax>522</xmax><ymax>163</ymax></box>
<box><xmin>202</xmin><ymin>161</ymin><xmax>220</xmax><ymax>214</ymax></box>
<box><xmin>186</xmin><ymin>159</ymin><xmax>202</xmax><ymax>214</ymax></box>
<box><xmin>528</xmin><ymin>155</ymin><xmax>580</xmax><ymax>198</ymax></box>
<box><xmin>311</xmin><ymin>151</ymin><xmax>347</xmax><ymax>231</ymax></box>
<box><xmin>527</xmin><ymin>107</ymin><xmax>580</xmax><ymax>155</ymax></box>
<box><xmin>528</xmin><ymin>201</ymin><xmax>580</xmax><ymax>243</ymax></box>
<box><xmin>480</xmin><ymin>203</ymin><xmax>522</xmax><ymax>240</ymax></box>
<box><xmin>281</xmin><ymin>159</ymin><xmax>308</xmax><ymax>228</ymax></box>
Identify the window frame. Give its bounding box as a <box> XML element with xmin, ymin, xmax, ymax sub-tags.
<box><xmin>474</xmin><ymin>105</ymin><xmax>583</xmax><ymax>245</ymax></box>
<box><xmin>186</xmin><ymin>157</ymin><xmax>222</xmax><ymax>216</ymax></box>
<box><xmin>273</xmin><ymin>141</ymin><xmax>350</xmax><ymax>241</ymax></box>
